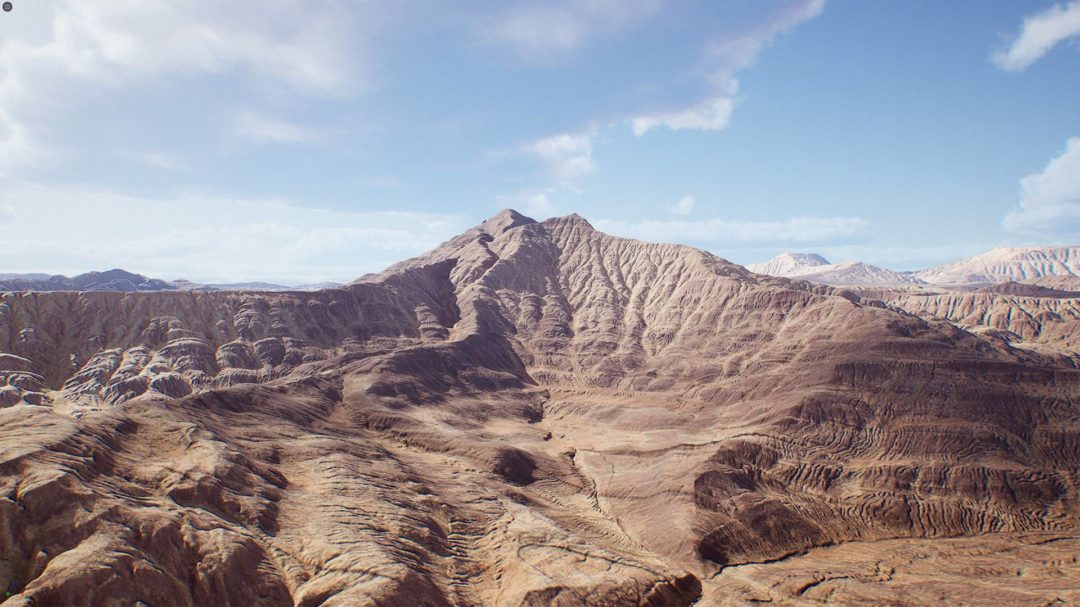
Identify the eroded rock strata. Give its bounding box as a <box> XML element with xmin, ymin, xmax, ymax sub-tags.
<box><xmin>1</xmin><ymin>211</ymin><xmax>1077</xmax><ymax>606</ymax></box>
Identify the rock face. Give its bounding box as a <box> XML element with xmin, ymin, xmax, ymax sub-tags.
<box><xmin>1</xmin><ymin>210</ymin><xmax>1079</xmax><ymax>606</ymax></box>
<box><xmin>917</xmin><ymin>246</ymin><xmax>1080</xmax><ymax>285</ymax></box>
<box><xmin>748</xmin><ymin>253</ymin><xmax>923</xmax><ymax>286</ymax></box>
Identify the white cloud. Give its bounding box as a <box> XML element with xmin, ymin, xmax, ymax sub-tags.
<box><xmin>672</xmin><ymin>195</ymin><xmax>695</xmax><ymax>215</ymax></box>
<box><xmin>527</xmin><ymin>131</ymin><xmax>596</xmax><ymax>187</ymax></box>
<box><xmin>630</xmin><ymin>0</ymin><xmax>824</xmax><ymax>136</ymax></box>
<box><xmin>234</xmin><ymin>112</ymin><xmax>322</xmax><ymax>144</ymax></box>
<box><xmin>0</xmin><ymin>0</ymin><xmax>370</xmax><ymax>174</ymax></box>
<box><xmin>489</xmin><ymin>0</ymin><xmax>660</xmax><ymax>62</ymax></box>
<box><xmin>632</xmin><ymin>97</ymin><xmax>736</xmax><ymax>136</ymax></box>
<box><xmin>1003</xmin><ymin>137</ymin><xmax>1080</xmax><ymax>234</ymax></box>
<box><xmin>704</xmin><ymin>0</ymin><xmax>826</xmax><ymax>81</ymax></box>
<box><xmin>0</xmin><ymin>205</ymin><xmax>14</xmax><ymax>223</ymax></box>
<box><xmin>0</xmin><ymin>183</ymin><xmax>463</xmax><ymax>283</ymax></box>
<box><xmin>595</xmin><ymin>215</ymin><xmax>867</xmax><ymax>244</ymax></box>
<box><xmin>503</xmin><ymin>130</ymin><xmax>597</xmax><ymax>215</ymax></box>
<box><xmin>994</xmin><ymin>1</ymin><xmax>1080</xmax><ymax>71</ymax></box>
<box><xmin>53</xmin><ymin>1</ymin><xmax>361</xmax><ymax>94</ymax></box>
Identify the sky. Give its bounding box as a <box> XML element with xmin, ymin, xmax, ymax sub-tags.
<box><xmin>0</xmin><ymin>0</ymin><xmax>1078</xmax><ymax>283</ymax></box>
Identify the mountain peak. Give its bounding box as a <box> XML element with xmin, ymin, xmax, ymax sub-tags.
<box><xmin>545</xmin><ymin>212</ymin><xmax>595</xmax><ymax>231</ymax></box>
<box><xmin>747</xmin><ymin>253</ymin><xmax>923</xmax><ymax>285</ymax></box>
<box><xmin>747</xmin><ymin>252</ymin><xmax>829</xmax><ymax>276</ymax></box>
<box><xmin>480</xmin><ymin>209</ymin><xmax>536</xmax><ymax>235</ymax></box>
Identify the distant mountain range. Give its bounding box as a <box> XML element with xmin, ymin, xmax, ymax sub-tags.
<box><xmin>745</xmin><ymin>253</ymin><xmax>830</xmax><ymax>277</ymax></box>
<box><xmin>7</xmin><ymin>246</ymin><xmax>1080</xmax><ymax>293</ymax></box>
<box><xmin>0</xmin><ymin>269</ymin><xmax>342</xmax><ymax>292</ymax></box>
<box><xmin>915</xmin><ymin>246</ymin><xmax>1080</xmax><ymax>285</ymax></box>
<box><xmin>747</xmin><ymin>253</ymin><xmax>922</xmax><ymax>286</ymax></box>
<box><xmin>748</xmin><ymin>246</ymin><xmax>1080</xmax><ymax>288</ymax></box>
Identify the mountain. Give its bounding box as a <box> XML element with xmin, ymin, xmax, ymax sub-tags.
<box><xmin>879</xmin><ymin>286</ymin><xmax>1080</xmax><ymax>354</ymax></box>
<box><xmin>977</xmin><ymin>280</ymin><xmax>1079</xmax><ymax>298</ymax></box>
<box><xmin>1028</xmin><ymin>275</ymin><xmax>1080</xmax><ymax>291</ymax></box>
<box><xmin>748</xmin><ymin>252</ymin><xmax>924</xmax><ymax>286</ymax></box>
<box><xmin>917</xmin><ymin>246</ymin><xmax>1080</xmax><ymax>285</ymax></box>
<box><xmin>0</xmin><ymin>268</ymin><xmax>178</xmax><ymax>292</ymax></box>
<box><xmin>745</xmin><ymin>252</ymin><xmax>829</xmax><ymax>276</ymax></box>
<box><xmin>794</xmin><ymin>260</ymin><xmax>924</xmax><ymax>285</ymax></box>
<box><xmin>0</xmin><ymin>210</ymin><xmax>1077</xmax><ymax>605</ymax></box>
<box><xmin>69</xmin><ymin>268</ymin><xmax>176</xmax><ymax>291</ymax></box>
<box><xmin>0</xmin><ymin>271</ymin><xmax>344</xmax><ymax>293</ymax></box>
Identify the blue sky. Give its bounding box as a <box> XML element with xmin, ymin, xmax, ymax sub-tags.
<box><xmin>0</xmin><ymin>0</ymin><xmax>1078</xmax><ymax>283</ymax></box>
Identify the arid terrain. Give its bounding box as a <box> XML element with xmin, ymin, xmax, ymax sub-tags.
<box><xmin>1</xmin><ymin>211</ymin><xmax>1078</xmax><ymax>606</ymax></box>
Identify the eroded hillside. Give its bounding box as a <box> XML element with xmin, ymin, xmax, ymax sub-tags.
<box><xmin>867</xmin><ymin>289</ymin><xmax>1080</xmax><ymax>358</ymax></box>
<box><xmin>1</xmin><ymin>210</ymin><xmax>1078</xmax><ymax>606</ymax></box>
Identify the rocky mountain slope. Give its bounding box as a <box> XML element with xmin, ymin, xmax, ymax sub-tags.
<box><xmin>871</xmin><ymin>288</ymin><xmax>1080</xmax><ymax>356</ymax></box>
<box><xmin>1</xmin><ymin>210</ymin><xmax>1078</xmax><ymax>606</ymax></box>
<box><xmin>917</xmin><ymin>246</ymin><xmax>1080</xmax><ymax>285</ymax></box>
<box><xmin>748</xmin><ymin>253</ymin><xmax>924</xmax><ymax>286</ymax></box>
<box><xmin>1027</xmin><ymin>275</ymin><xmax>1080</xmax><ymax>291</ymax></box>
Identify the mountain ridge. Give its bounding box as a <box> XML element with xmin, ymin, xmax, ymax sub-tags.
<box><xmin>0</xmin><ymin>269</ymin><xmax>342</xmax><ymax>292</ymax></box>
<box><xmin>748</xmin><ymin>252</ymin><xmax>924</xmax><ymax>286</ymax></box>
<box><xmin>0</xmin><ymin>210</ymin><xmax>1078</xmax><ymax>605</ymax></box>
<box><xmin>7</xmin><ymin>240</ymin><xmax>1080</xmax><ymax>293</ymax></box>
<box><xmin>917</xmin><ymin>245</ymin><xmax>1080</xmax><ymax>285</ymax></box>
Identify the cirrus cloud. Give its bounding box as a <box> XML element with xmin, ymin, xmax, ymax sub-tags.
<box><xmin>630</xmin><ymin>0</ymin><xmax>825</xmax><ymax>136</ymax></box>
